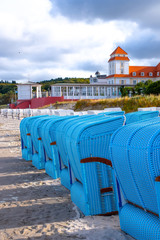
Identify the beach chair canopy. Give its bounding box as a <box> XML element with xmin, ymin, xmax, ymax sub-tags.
<box><xmin>125</xmin><ymin>111</ymin><xmax>159</xmax><ymax>124</ymax></box>
<box><xmin>110</xmin><ymin>117</ymin><xmax>160</xmax><ymax>239</ymax></box>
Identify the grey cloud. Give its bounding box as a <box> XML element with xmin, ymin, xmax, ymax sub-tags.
<box><xmin>0</xmin><ymin>71</ymin><xmax>24</xmax><ymax>81</ymax></box>
<box><xmin>52</xmin><ymin>0</ymin><xmax>160</xmax><ymax>29</ymax></box>
<box><xmin>30</xmin><ymin>46</ymin><xmax>74</xmax><ymax>63</ymax></box>
<box><xmin>0</xmin><ymin>38</ymin><xmax>25</xmax><ymax>59</ymax></box>
<box><xmin>73</xmin><ymin>60</ymin><xmax>105</xmax><ymax>72</ymax></box>
<box><xmin>119</xmin><ymin>34</ymin><xmax>160</xmax><ymax>61</ymax></box>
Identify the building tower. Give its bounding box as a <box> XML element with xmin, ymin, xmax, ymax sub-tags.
<box><xmin>108</xmin><ymin>46</ymin><xmax>130</xmax><ymax>76</ymax></box>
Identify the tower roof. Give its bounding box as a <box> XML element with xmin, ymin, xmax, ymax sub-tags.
<box><xmin>108</xmin><ymin>46</ymin><xmax>129</xmax><ymax>62</ymax></box>
<box><xmin>110</xmin><ymin>46</ymin><xmax>128</xmax><ymax>56</ymax></box>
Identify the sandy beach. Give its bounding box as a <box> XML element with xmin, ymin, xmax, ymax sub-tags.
<box><xmin>0</xmin><ymin>115</ymin><xmax>133</xmax><ymax>240</ymax></box>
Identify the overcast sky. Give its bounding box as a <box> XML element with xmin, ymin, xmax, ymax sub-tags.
<box><xmin>0</xmin><ymin>0</ymin><xmax>160</xmax><ymax>82</ymax></box>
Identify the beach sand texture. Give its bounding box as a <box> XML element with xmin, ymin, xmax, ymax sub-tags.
<box><xmin>0</xmin><ymin>116</ymin><xmax>133</xmax><ymax>240</ymax></box>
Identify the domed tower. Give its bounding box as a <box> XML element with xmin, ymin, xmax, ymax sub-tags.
<box><xmin>108</xmin><ymin>46</ymin><xmax>130</xmax><ymax>76</ymax></box>
<box><xmin>95</xmin><ymin>71</ymin><xmax>100</xmax><ymax>77</ymax></box>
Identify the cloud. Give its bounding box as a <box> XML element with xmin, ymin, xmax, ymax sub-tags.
<box><xmin>0</xmin><ymin>0</ymin><xmax>159</xmax><ymax>82</ymax></box>
<box><xmin>116</xmin><ymin>27</ymin><xmax>160</xmax><ymax>64</ymax></box>
<box><xmin>52</xmin><ymin>0</ymin><xmax>160</xmax><ymax>29</ymax></box>
<box><xmin>73</xmin><ymin>61</ymin><xmax>103</xmax><ymax>72</ymax></box>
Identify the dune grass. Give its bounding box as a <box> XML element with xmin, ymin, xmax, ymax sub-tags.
<box><xmin>39</xmin><ymin>101</ymin><xmax>76</xmax><ymax>109</ymax></box>
<box><xmin>74</xmin><ymin>95</ymin><xmax>160</xmax><ymax>113</ymax></box>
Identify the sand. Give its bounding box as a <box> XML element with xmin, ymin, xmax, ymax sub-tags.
<box><xmin>0</xmin><ymin>115</ymin><xmax>133</xmax><ymax>240</ymax></box>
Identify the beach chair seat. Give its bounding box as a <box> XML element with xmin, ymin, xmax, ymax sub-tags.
<box><xmin>110</xmin><ymin>117</ymin><xmax>160</xmax><ymax>240</ymax></box>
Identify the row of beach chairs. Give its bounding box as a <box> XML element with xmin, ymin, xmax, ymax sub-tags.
<box><xmin>0</xmin><ymin>107</ymin><xmax>122</xmax><ymax>119</ymax></box>
<box><xmin>19</xmin><ymin>107</ymin><xmax>160</xmax><ymax>239</ymax></box>
<box><xmin>1</xmin><ymin>106</ymin><xmax>160</xmax><ymax>119</ymax></box>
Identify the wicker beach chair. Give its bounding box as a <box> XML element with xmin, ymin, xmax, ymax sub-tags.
<box><xmin>110</xmin><ymin>117</ymin><xmax>160</xmax><ymax>240</ymax></box>
<box><xmin>55</xmin><ymin>115</ymin><xmax>95</xmax><ymax>190</ymax></box>
<box><xmin>29</xmin><ymin>115</ymin><xmax>59</xmax><ymax>169</ymax></box>
<box><xmin>40</xmin><ymin>116</ymin><xmax>77</xmax><ymax>178</ymax></box>
<box><xmin>125</xmin><ymin>111</ymin><xmax>159</xmax><ymax>124</ymax></box>
<box><xmin>20</xmin><ymin>115</ymin><xmax>48</xmax><ymax>161</ymax></box>
<box><xmin>56</xmin><ymin>114</ymin><xmax>124</xmax><ymax>215</ymax></box>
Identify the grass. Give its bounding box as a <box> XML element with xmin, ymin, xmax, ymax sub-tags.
<box><xmin>0</xmin><ymin>104</ymin><xmax>8</xmax><ymax>109</ymax></box>
<box><xmin>74</xmin><ymin>95</ymin><xmax>160</xmax><ymax>113</ymax></box>
<box><xmin>39</xmin><ymin>101</ymin><xmax>76</xmax><ymax>109</ymax></box>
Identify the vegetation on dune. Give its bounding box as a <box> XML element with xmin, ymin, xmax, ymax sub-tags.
<box><xmin>39</xmin><ymin>101</ymin><xmax>76</xmax><ymax>109</ymax></box>
<box><xmin>74</xmin><ymin>95</ymin><xmax>160</xmax><ymax>113</ymax></box>
<box><xmin>0</xmin><ymin>82</ymin><xmax>17</xmax><ymax>105</ymax></box>
<box><xmin>40</xmin><ymin>77</ymin><xmax>90</xmax><ymax>91</ymax></box>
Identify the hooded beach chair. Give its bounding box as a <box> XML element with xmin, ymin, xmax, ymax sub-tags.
<box><xmin>56</xmin><ymin>114</ymin><xmax>125</xmax><ymax>215</ymax></box>
<box><xmin>55</xmin><ymin>114</ymin><xmax>97</xmax><ymax>189</ymax></box>
<box><xmin>110</xmin><ymin>117</ymin><xmax>160</xmax><ymax>240</ymax></box>
<box><xmin>125</xmin><ymin>111</ymin><xmax>159</xmax><ymax>124</ymax></box>
<box><xmin>40</xmin><ymin>115</ymin><xmax>78</xmax><ymax>178</ymax></box>
<box><xmin>20</xmin><ymin>115</ymin><xmax>48</xmax><ymax>161</ymax></box>
<box><xmin>29</xmin><ymin>115</ymin><xmax>59</xmax><ymax>169</ymax></box>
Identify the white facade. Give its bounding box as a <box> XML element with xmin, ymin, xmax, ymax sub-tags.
<box><xmin>51</xmin><ymin>84</ymin><xmax>121</xmax><ymax>99</ymax></box>
<box><xmin>17</xmin><ymin>83</ymin><xmax>42</xmax><ymax>100</ymax></box>
<box><xmin>18</xmin><ymin>85</ymin><xmax>32</xmax><ymax>100</ymax></box>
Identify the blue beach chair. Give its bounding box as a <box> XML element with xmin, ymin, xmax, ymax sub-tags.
<box><xmin>20</xmin><ymin>115</ymin><xmax>48</xmax><ymax>161</ymax></box>
<box><xmin>30</xmin><ymin>115</ymin><xmax>60</xmax><ymax>169</ymax></box>
<box><xmin>56</xmin><ymin>114</ymin><xmax>125</xmax><ymax>215</ymax></box>
<box><xmin>110</xmin><ymin>117</ymin><xmax>160</xmax><ymax>240</ymax></box>
<box><xmin>40</xmin><ymin>115</ymin><xmax>78</xmax><ymax>178</ymax></box>
<box><xmin>55</xmin><ymin>114</ymin><xmax>98</xmax><ymax>190</ymax></box>
<box><xmin>125</xmin><ymin>111</ymin><xmax>159</xmax><ymax>124</ymax></box>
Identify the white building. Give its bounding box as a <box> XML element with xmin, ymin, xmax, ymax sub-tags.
<box><xmin>17</xmin><ymin>82</ymin><xmax>42</xmax><ymax>100</ymax></box>
<box><xmin>17</xmin><ymin>47</ymin><xmax>160</xmax><ymax>101</ymax></box>
<box><xmin>51</xmin><ymin>46</ymin><xmax>160</xmax><ymax>99</ymax></box>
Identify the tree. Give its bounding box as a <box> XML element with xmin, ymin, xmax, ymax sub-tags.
<box><xmin>145</xmin><ymin>81</ymin><xmax>160</xmax><ymax>95</ymax></box>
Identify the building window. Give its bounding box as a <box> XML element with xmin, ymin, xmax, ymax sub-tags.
<box><xmin>68</xmin><ymin>87</ymin><xmax>73</xmax><ymax>96</ymax></box>
<box><xmin>141</xmin><ymin>72</ymin><xmax>144</xmax><ymax>76</ymax></box>
<box><xmin>121</xmin><ymin>80</ymin><xmax>124</xmax><ymax>84</ymax></box>
<box><xmin>93</xmin><ymin>87</ymin><xmax>98</xmax><ymax>96</ymax></box>
<box><xmin>61</xmin><ymin>87</ymin><xmax>67</xmax><ymax>96</ymax></box>
<box><xmin>141</xmin><ymin>80</ymin><xmax>145</xmax><ymax>83</ymax></box>
<box><xmin>74</xmin><ymin>87</ymin><xmax>80</xmax><ymax>96</ymax></box>
<box><xmin>132</xmin><ymin>72</ymin><xmax>136</xmax><ymax>76</ymax></box>
<box><xmin>121</xmin><ymin>69</ymin><xmax>124</xmax><ymax>74</ymax></box>
<box><xmin>121</xmin><ymin>61</ymin><xmax>124</xmax><ymax>67</ymax></box>
<box><xmin>149</xmin><ymin>72</ymin><xmax>153</xmax><ymax>76</ymax></box>
<box><xmin>157</xmin><ymin>72</ymin><xmax>159</xmax><ymax>76</ymax></box>
<box><xmin>100</xmin><ymin>87</ymin><xmax>105</xmax><ymax>96</ymax></box>
<box><xmin>87</xmin><ymin>87</ymin><xmax>92</xmax><ymax>96</ymax></box>
<box><xmin>81</xmin><ymin>87</ymin><xmax>86</xmax><ymax>96</ymax></box>
<box><xmin>53</xmin><ymin>87</ymin><xmax>60</xmax><ymax>96</ymax></box>
<box><xmin>93</xmin><ymin>78</ymin><xmax>97</xmax><ymax>83</ymax></box>
<box><xmin>133</xmin><ymin>80</ymin><xmax>137</xmax><ymax>85</ymax></box>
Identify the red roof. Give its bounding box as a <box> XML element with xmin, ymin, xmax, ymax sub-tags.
<box><xmin>110</xmin><ymin>46</ymin><xmax>128</xmax><ymax>56</ymax></box>
<box><xmin>107</xmin><ymin>63</ymin><xmax>160</xmax><ymax>78</ymax></box>
<box><xmin>108</xmin><ymin>56</ymin><xmax>130</xmax><ymax>62</ymax></box>
<box><xmin>129</xmin><ymin>66</ymin><xmax>157</xmax><ymax>77</ymax></box>
<box><xmin>106</xmin><ymin>74</ymin><xmax>129</xmax><ymax>78</ymax></box>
